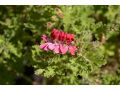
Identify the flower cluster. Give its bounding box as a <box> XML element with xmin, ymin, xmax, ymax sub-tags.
<box><xmin>40</xmin><ymin>29</ymin><xmax>77</xmax><ymax>55</ymax></box>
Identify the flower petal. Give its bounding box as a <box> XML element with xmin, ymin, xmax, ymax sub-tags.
<box><xmin>40</xmin><ymin>43</ymin><xmax>48</xmax><ymax>49</ymax></box>
<box><xmin>60</xmin><ymin>44</ymin><xmax>68</xmax><ymax>54</ymax></box>
<box><xmin>53</xmin><ymin>44</ymin><xmax>60</xmax><ymax>53</ymax></box>
<box><xmin>47</xmin><ymin>43</ymin><xmax>55</xmax><ymax>50</ymax></box>
<box><xmin>69</xmin><ymin>45</ymin><xmax>77</xmax><ymax>55</ymax></box>
<box><xmin>40</xmin><ymin>43</ymin><xmax>49</xmax><ymax>51</ymax></box>
<box><xmin>41</xmin><ymin>35</ymin><xmax>48</xmax><ymax>42</ymax></box>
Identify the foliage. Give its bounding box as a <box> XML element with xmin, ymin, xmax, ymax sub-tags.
<box><xmin>0</xmin><ymin>5</ymin><xmax>120</xmax><ymax>85</ymax></box>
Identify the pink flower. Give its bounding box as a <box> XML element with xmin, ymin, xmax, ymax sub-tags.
<box><xmin>40</xmin><ymin>29</ymin><xmax>77</xmax><ymax>55</ymax></box>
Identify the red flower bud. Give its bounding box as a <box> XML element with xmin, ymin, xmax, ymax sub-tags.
<box><xmin>66</xmin><ymin>34</ymin><xmax>74</xmax><ymax>43</ymax></box>
<box><xmin>58</xmin><ymin>31</ymin><xmax>66</xmax><ymax>41</ymax></box>
<box><xmin>51</xmin><ymin>29</ymin><xmax>59</xmax><ymax>40</ymax></box>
